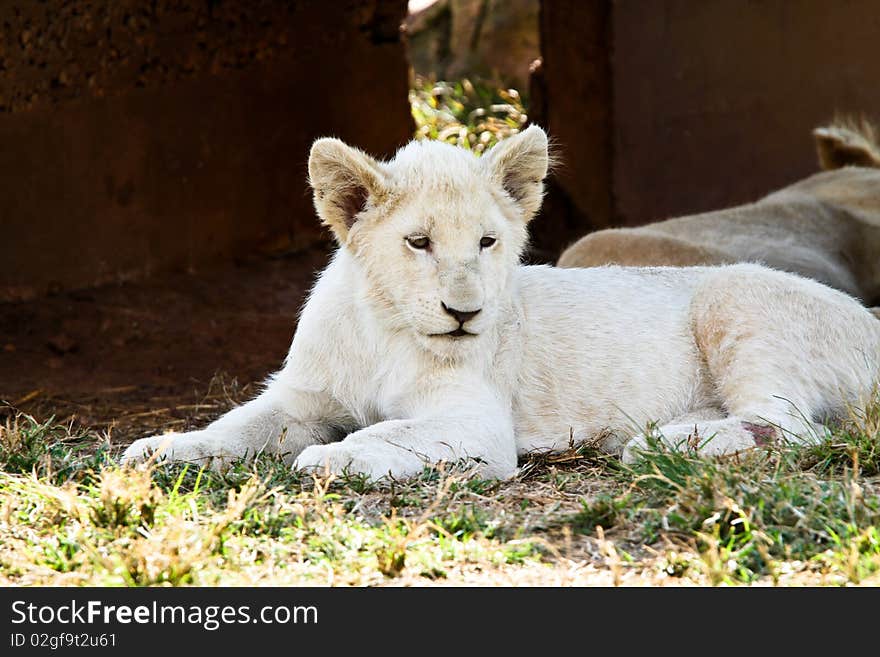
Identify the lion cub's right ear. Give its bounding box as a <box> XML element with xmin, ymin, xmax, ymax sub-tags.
<box><xmin>308</xmin><ymin>138</ymin><xmax>389</xmax><ymax>243</ymax></box>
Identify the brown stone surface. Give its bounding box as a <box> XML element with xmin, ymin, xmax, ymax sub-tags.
<box><xmin>534</xmin><ymin>0</ymin><xmax>880</xmax><ymax>259</ymax></box>
<box><xmin>0</xmin><ymin>1</ymin><xmax>413</xmax><ymax>301</ymax></box>
<box><xmin>407</xmin><ymin>0</ymin><xmax>540</xmax><ymax>89</ymax></box>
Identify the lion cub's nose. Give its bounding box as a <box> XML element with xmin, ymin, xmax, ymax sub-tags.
<box><xmin>441</xmin><ymin>302</ymin><xmax>482</xmax><ymax>324</ymax></box>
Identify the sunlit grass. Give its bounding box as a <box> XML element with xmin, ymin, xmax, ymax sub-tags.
<box><xmin>409</xmin><ymin>75</ymin><xmax>528</xmax><ymax>153</ymax></box>
<box><xmin>577</xmin><ymin>409</ymin><xmax>880</xmax><ymax>584</ymax></box>
<box><xmin>2</xmin><ymin>395</ymin><xmax>879</xmax><ymax>586</ymax></box>
<box><xmin>0</xmin><ymin>415</ymin><xmax>542</xmax><ymax>586</ymax></box>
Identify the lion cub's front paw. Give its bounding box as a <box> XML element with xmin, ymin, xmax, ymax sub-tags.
<box><xmin>293</xmin><ymin>441</ymin><xmax>423</xmax><ymax>480</ymax></box>
<box><xmin>621</xmin><ymin>418</ymin><xmax>769</xmax><ymax>464</ymax></box>
<box><xmin>120</xmin><ymin>430</ymin><xmax>239</xmax><ymax>469</ymax></box>
<box><xmin>120</xmin><ymin>434</ymin><xmax>180</xmax><ymax>465</ymax></box>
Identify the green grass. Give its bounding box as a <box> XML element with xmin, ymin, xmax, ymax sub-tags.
<box><xmin>0</xmin><ymin>413</ymin><xmax>546</xmax><ymax>586</ymax></box>
<box><xmin>576</xmin><ymin>427</ymin><xmax>880</xmax><ymax>584</ymax></box>
<box><xmin>409</xmin><ymin>75</ymin><xmax>528</xmax><ymax>154</ymax></box>
<box><xmin>2</xmin><ymin>403</ymin><xmax>879</xmax><ymax>586</ymax></box>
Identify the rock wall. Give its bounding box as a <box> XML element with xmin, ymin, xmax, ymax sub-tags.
<box><xmin>0</xmin><ymin>1</ymin><xmax>413</xmax><ymax>300</ymax></box>
<box><xmin>533</xmin><ymin>0</ymin><xmax>880</xmax><ymax>260</ymax></box>
<box><xmin>407</xmin><ymin>0</ymin><xmax>539</xmax><ymax>89</ymax></box>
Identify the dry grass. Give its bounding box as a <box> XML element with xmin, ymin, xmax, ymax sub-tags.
<box><xmin>2</xmin><ymin>382</ymin><xmax>879</xmax><ymax>586</ymax></box>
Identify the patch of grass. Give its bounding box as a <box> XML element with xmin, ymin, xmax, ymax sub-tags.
<box><xmin>0</xmin><ymin>414</ymin><xmax>545</xmax><ymax>586</ymax></box>
<box><xmin>0</xmin><ymin>412</ymin><xmax>54</xmax><ymax>473</ymax></box>
<box><xmin>432</xmin><ymin>505</ymin><xmax>496</xmax><ymax>540</ymax></box>
<box><xmin>816</xmin><ymin>526</ymin><xmax>880</xmax><ymax>584</ymax></box>
<box><xmin>619</xmin><ymin>427</ymin><xmax>880</xmax><ymax>584</ymax></box>
<box><xmin>570</xmin><ymin>493</ymin><xmax>630</xmax><ymax>535</ymax></box>
<box><xmin>796</xmin><ymin>405</ymin><xmax>880</xmax><ymax>476</ymax></box>
<box><xmin>409</xmin><ymin>75</ymin><xmax>528</xmax><ymax>154</ymax></box>
<box><xmin>2</xmin><ymin>398</ymin><xmax>880</xmax><ymax>585</ymax></box>
<box><xmin>0</xmin><ymin>411</ymin><xmax>112</xmax><ymax>484</ymax></box>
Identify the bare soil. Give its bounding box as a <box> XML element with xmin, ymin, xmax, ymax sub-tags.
<box><xmin>0</xmin><ymin>247</ymin><xmax>330</xmax><ymax>445</ymax></box>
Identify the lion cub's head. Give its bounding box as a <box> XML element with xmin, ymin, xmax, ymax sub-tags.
<box><xmin>308</xmin><ymin>126</ymin><xmax>549</xmax><ymax>356</ymax></box>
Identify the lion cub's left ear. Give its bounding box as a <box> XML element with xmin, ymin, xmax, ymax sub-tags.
<box><xmin>308</xmin><ymin>138</ymin><xmax>389</xmax><ymax>243</ymax></box>
<box><xmin>483</xmin><ymin>125</ymin><xmax>550</xmax><ymax>220</ymax></box>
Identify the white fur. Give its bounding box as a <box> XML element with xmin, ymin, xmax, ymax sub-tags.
<box><xmin>122</xmin><ymin>127</ymin><xmax>880</xmax><ymax>478</ymax></box>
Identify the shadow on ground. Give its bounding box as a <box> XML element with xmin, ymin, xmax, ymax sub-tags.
<box><xmin>0</xmin><ymin>247</ymin><xmax>330</xmax><ymax>446</ymax></box>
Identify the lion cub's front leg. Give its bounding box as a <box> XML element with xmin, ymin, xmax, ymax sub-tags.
<box><xmin>121</xmin><ymin>387</ymin><xmax>348</xmax><ymax>469</ymax></box>
<box><xmin>294</xmin><ymin>408</ymin><xmax>517</xmax><ymax>480</ymax></box>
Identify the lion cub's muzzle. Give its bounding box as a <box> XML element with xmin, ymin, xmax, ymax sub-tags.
<box><xmin>430</xmin><ymin>302</ymin><xmax>482</xmax><ymax>338</ymax></box>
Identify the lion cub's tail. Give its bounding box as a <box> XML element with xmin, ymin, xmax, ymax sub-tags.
<box><xmin>813</xmin><ymin>117</ymin><xmax>880</xmax><ymax>170</ymax></box>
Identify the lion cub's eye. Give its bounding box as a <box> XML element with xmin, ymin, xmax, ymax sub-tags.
<box><xmin>480</xmin><ymin>236</ymin><xmax>497</xmax><ymax>249</ymax></box>
<box><xmin>405</xmin><ymin>235</ymin><xmax>431</xmax><ymax>251</ymax></box>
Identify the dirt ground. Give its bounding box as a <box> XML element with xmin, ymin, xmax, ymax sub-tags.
<box><xmin>0</xmin><ymin>247</ymin><xmax>331</xmax><ymax>446</ymax></box>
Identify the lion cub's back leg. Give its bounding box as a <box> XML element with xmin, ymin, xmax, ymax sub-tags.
<box><xmin>623</xmin><ymin>265</ymin><xmax>880</xmax><ymax>462</ymax></box>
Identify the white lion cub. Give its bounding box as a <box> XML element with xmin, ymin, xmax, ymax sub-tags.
<box><xmin>122</xmin><ymin>126</ymin><xmax>880</xmax><ymax>478</ymax></box>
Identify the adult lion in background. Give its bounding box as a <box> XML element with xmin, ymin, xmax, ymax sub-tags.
<box><xmin>122</xmin><ymin>126</ymin><xmax>880</xmax><ymax>479</ymax></box>
<box><xmin>557</xmin><ymin>119</ymin><xmax>880</xmax><ymax>305</ymax></box>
